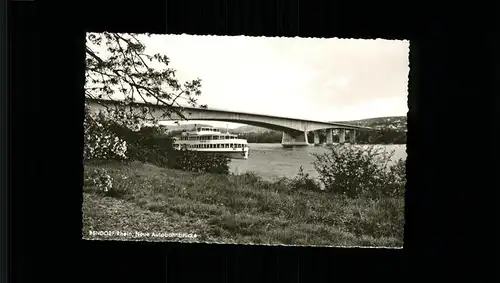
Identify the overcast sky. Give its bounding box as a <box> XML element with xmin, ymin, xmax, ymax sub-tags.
<box><xmin>88</xmin><ymin>33</ymin><xmax>409</xmax><ymax>129</ymax></box>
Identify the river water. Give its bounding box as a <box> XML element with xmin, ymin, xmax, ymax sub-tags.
<box><xmin>230</xmin><ymin>143</ymin><xmax>407</xmax><ymax>182</ymax></box>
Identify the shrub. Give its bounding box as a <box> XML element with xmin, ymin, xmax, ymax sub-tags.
<box><xmin>384</xmin><ymin>158</ymin><xmax>406</xmax><ymax>198</ymax></box>
<box><xmin>312</xmin><ymin>145</ymin><xmax>405</xmax><ymax>199</ymax></box>
<box><xmin>290</xmin><ymin>166</ymin><xmax>322</xmax><ymax>192</ymax></box>
<box><xmin>119</xmin><ymin>127</ymin><xmax>173</xmax><ymax>168</ymax></box>
<box><xmin>168</xmin><ymin>149</ymin><xmax>230</xmax><ymax>175</ymax></box>
<box><xmin>84</xmin><ymin>168</ymin><xmax>127</xmax><ymax>198</ymax></box>
<box><xmin>83</xmin><ymin>104</ymin><xmax>128</xmax><ymax>161</ymax></box>
<box><xmin>83</xmin><ymin>103</ymin><xmax>173</xmax><ymax>167</ymax></box>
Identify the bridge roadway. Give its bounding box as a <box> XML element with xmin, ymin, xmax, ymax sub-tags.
<box><xmin>86</xmin><ymin>98</ymin><xmax>376</xmax><ymax>147</ymax></box>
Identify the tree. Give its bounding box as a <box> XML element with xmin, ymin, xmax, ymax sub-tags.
<box><xmin>85</xmin><ymin>32</ymin><xmax>205</xmax><ymax>128</ymax></box>
<box><xmin>84</xmin><ymin>32</ymin><xmax>205</xmax><ymax>160</ymax></box>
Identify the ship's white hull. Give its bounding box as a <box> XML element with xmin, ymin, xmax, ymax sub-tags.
<box><xmin>175</xmin><ymin>147</ymin><xmax>249</xmax><ymax>160</ymax></box>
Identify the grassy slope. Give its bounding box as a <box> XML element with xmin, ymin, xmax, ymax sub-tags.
<box><xmin>83</xmin><ymin>161</ymin><xmax>404</xmax><ymax>247</ymax></box>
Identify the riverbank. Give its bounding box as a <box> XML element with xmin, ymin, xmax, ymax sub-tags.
<box><xmin>82</xmin><ymin>160</ymin><xmax>404</xmax><ymax>247</ymax></box>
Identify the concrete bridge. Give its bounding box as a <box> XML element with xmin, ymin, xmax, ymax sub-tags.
<box><xmin>86</xmin><ymin>98</ymin><xmax>376</xmax><ymax>147</ymax></box>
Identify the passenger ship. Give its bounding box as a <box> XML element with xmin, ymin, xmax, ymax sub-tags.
<box><xmin>172</xmin><ymin>126</ymin><xmax>249</xmax><ymax>159</ymax></box>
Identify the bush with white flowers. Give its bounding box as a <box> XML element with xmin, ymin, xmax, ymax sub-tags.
<box><xmin>83</xmin><ymin>104</ymin><xmax>128</xmax><ymax>161</ymax></box>
<box><xmin>88</xmin><ymin>168</ymin><xmax>114</xmax><ymax>193</ymax></box>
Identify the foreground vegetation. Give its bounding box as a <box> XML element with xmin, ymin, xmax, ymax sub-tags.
<box><xmin>83</xmin><ymin>160</ymin><xmax>404</xmax><ymax>246</ymax></box>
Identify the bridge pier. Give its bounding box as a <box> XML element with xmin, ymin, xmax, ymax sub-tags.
<box><xmin>281</xmin><ymin>131</ymin><xmax>309</xmax><ymax>148</ymax></box>
<box><xmin>313</xmin><ymin>131</ymin><xmax>321</xmax><ymax>146</ymax></box>
<box><xmin>326</xmin><ymin>129</ymin><xmax>333</xmax><ymax>146</ymax></box>
<box><xmin>349</xmin><ymin>129</ymin><xmax>357</xmax><ymax>144</ymax></box>
<box><xmin>339</xmin><ymin>128</ymin><xmax>346</xmax><ymax>144</ymax></box>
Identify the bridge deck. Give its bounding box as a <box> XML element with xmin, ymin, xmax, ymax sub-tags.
<box><xmin>86</xmin><ymin>98</ymin><xmax>376</xmax><ymax>131</ymax></box>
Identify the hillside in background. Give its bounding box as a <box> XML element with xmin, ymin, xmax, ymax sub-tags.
<box><xmin>331</xmin><ymin>116</ymin><xmax>407</xmax><ymax>131</ymax></box>
<box><xmin>230</xmin><ymin>125</ymin><xmax>270</xmax><ymax>133</ymax></box>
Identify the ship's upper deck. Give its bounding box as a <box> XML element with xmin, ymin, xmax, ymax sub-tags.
<box><xmin>181</xmin><ymin>127</ymin><xmax>238</xmax><ymax>138</ymax></box>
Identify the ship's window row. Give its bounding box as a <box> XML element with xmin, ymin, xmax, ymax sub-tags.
<box><xmin>179</xmin><ymin>143</ymin><xmax>247</xmax><ymax>149</ymax></box>
<box><xmin>197</xmin><ymin>128</ymin><xmax>218</xmax><ymax>132</ymax></box>
<box><xmin>179</xmin><ymin>135</ymin><xmax>238</xmax><ymax>141</ymax></box>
